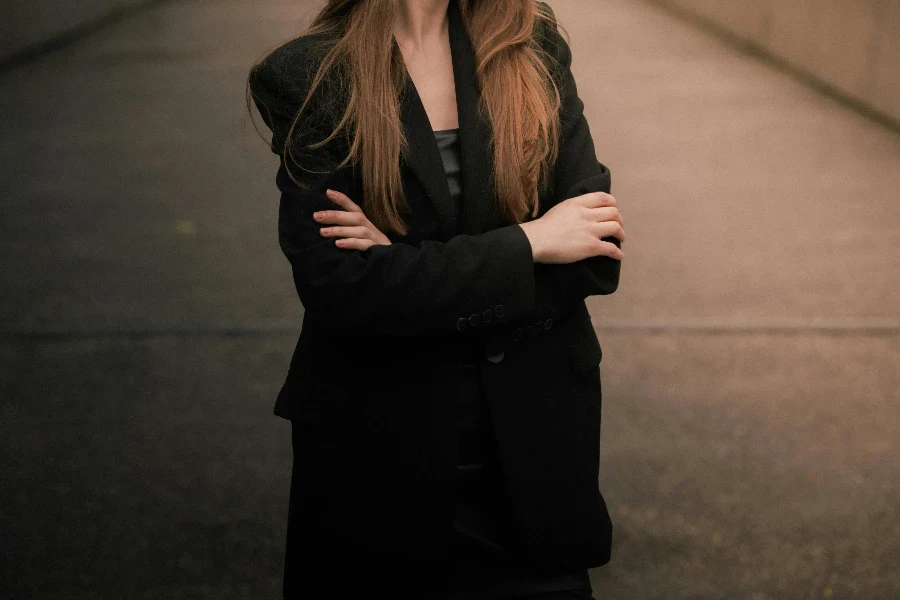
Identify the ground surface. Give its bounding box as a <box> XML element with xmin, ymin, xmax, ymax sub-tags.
<box><xmin>2</xmin><ymin>0</ymin><xmax>898</xmax><ymax>598</ymax></box>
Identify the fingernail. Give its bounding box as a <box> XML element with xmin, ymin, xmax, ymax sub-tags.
<box><xmin>313</xmin><ymin>212</ymin><xmax>323</xmax><ymax>220</ymax></box>
<box><xmin>325</xmin><ymin>189</ymin><xmax>335</xmax><ymax>196</ymax></box>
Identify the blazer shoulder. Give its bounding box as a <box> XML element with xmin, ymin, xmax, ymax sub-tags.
<box><xmin>249</xmin><ymin>31</ymin><xmax>342</xmax><ymax>106</ymax></box>
<box><xmin>532</xmin><ymin>1</ymin><xmax>572</xmax><ymax>75</ymax></box>
<box><xmin>249</xmin><ymin>31</ymin><xmax>348</xmax><ymax>156</ymax></box>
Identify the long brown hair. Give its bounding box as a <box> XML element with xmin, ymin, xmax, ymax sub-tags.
<box><xmin>247</xmin><ymin>0</ymin><xmax>569</xmax><ymax>236</ymax></box>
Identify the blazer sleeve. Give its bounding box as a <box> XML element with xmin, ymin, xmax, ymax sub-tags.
<box><xmin>249</xmin><ymin>59</ymin><xmax>539</xmax><ymax>337</ymax></box>
<box><xmin>521</xmin><ymin>2</ymin><xmax>622</xmax><ymax>325</ymax></box>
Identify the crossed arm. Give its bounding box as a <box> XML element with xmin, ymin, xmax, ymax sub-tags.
<box><xmin>249</xmin><ymin>3</ymin><xmax>620</xmax><ymax>338</ymax></box>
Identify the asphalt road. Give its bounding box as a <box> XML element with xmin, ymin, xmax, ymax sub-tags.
<box><xmin>2</xmin><ymin>0</ymin><xmax>899</xmax><ymax>598</ymax></box>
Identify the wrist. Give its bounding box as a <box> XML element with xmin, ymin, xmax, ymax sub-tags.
<box><xmin>518</xmin><ymin>221</ymin><xmax>546</xmax><ymax>263</ymax></box>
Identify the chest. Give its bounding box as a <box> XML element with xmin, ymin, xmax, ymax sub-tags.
<box><xmin>397</xmin><ymin>38</ymin><xmax>460</xmax><ymax>131</ymax></box>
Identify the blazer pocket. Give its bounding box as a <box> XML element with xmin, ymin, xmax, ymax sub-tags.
<box><xmin>560</xmin><ymin>313</ymin><xmax>603</xmax><ymax>375</ymax></box>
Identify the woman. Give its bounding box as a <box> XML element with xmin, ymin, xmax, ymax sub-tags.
<box><xmin>247</xmin><ymin>0</ymin><xmax>625</xmax><ymax>598</ymax></box>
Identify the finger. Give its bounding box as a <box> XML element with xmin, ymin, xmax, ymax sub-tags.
<box><xmin>313</xmin><ymin>209</ymin><xmax>367</xmax><ymax>226</ymax></box>
<box><xmin>325</xmin><ymin>189</ymin><xmax>363</xmax><ymax>212</ymax></box>
<box><xmin>320</xmin><ymin>225</ymin><xmax>374</xmax><ymax>240</ymax></box>
<box><xmin>334</xmin><ymin>237</ymin><xmax>375</xmax><ymax>251</ymax></box>
<box><xmin>373</xmin><ymin>233</ymin><xmax>393</xmax><ymax>246</ymax></box>
<box><xmin>595</xmin><ymin>239</ymin><xmax>625</xmax><ymax>260</ymax></box>
<box><xmin>592</xmin><ymin>220</ymin><xmax>625</xmax><ymax>243</ymax></box>
<box><xmin>579</xmin><ymin>192</ymin><xmax>616</xmax><ymax>208</ymax></box>
<box><xmin>587</xmin><ymin>206</ymin><xmax>623</xmax><ymax>226</ymax></box>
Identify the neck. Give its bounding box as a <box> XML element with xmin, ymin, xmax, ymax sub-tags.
<box><xmin>393</xmin><ymin>0</ymin><xmax>451</xmax><ymax>50</ymax></box>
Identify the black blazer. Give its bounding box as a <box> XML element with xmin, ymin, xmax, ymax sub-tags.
<box><xmin>250</xmin><ymin>0</ymin><xmax>621</xmax><ymax>592</ymax></box>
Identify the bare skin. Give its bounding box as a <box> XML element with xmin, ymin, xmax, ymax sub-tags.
<box><xmin>315</xmin><ymin>0</ymin><xmax>625</xmax><ymax>263</ymax></box>
<box><xmin>393</xmin><ymin>0</ymin><xmax>459</xmax><ymax>132</ymax></box>
<box><xmin>518</xmin><ymin>193</ymin><xmax>625</xmax><ymax>263</ymax></box>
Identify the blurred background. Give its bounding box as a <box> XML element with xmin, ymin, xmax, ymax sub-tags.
<box><xmin>1</xmin><ymin>0</ymin><xmax>898</xmax><ymax>598</ymax></box>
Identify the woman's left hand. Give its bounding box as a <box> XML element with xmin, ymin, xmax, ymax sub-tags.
<box><xmin>313</xmin><ymin>189</ymin><xmax>393</xmax><ymax>250</ymax></box>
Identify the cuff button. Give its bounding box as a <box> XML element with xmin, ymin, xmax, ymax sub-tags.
<box><xmin>494</xmin><ymin>304</ymin><xmax>505</xmax><ymax>318</ymax></box>
<box><xmin>468</xmin><ymin>313</ymin><xmax>482</xmax><ymax>327</ymax></box>
<box><xmin>456</xmin><ymin>317</ymin><xmax>468</xmax><ymax>331</ymax></box>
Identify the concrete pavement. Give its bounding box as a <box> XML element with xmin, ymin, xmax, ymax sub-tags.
<box><xmin>1</xmin><ymin>0</ymin><xmax>898</xmax><ymax>598</ymax></box>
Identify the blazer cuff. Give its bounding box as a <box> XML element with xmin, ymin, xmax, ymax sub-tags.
<box><xmin>482</xmin><ymin>223</ymin><xmax>537</xmax><ymax>325</ymax></box>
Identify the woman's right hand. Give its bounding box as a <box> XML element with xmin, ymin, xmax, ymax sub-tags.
<box><xmin>518</xmin><ymin>191</ymin><xmax>625</xmax><ymax>264</ymax></box>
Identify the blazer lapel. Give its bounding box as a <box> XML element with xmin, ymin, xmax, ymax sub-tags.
<box><xmin>399</xmin><ymin>69</ymin><xmax>457</xmax><ymax>241</ymax></box>
<box><xmin>448</xmin><ymin>0</ymin><xmax>495</xmax><ymax>237</ymax></box>
<box><xmin>398</xmin><ymin>0</ymin><xmax>495</xmax><ymax>241</ymax></box>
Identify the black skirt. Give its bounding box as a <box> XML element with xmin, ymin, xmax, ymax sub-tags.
<box><xmin>445</xmin><ymin>352</ymin><xmax>591</xmax><ymax>598</ymax></box>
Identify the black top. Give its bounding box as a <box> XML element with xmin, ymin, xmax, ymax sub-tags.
<box><xmin>433</xmin><ymin>128</ymin><xmax>463</xmax><ymax>219</ymax></box>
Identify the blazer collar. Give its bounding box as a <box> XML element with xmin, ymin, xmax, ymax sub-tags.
<box><xmin>399</xmin><ymin>0</ymin><xmax>495</xmax><ymax>240</ymax></box>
